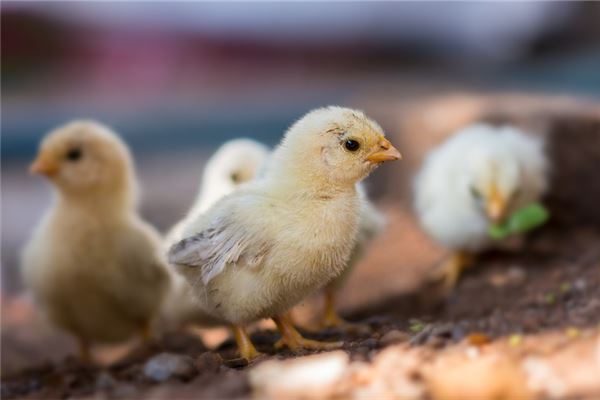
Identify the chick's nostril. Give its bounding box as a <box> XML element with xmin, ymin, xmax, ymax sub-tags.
<box><xmin>380</xmin><ymin>142</ymin><xmax>390</xmax><ymax>150</ymax></box>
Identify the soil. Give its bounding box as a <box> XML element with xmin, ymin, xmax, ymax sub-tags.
<box><xmin>2</xmin><ymin>223</ymin><xmax>599</xmax><ymax>399</ymax></box>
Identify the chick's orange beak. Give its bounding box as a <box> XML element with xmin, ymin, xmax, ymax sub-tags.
<box><xmin>29</xmin><ymin>156</ymin><xmax>59</xmax><ymax>177</ymax></box>
<box><xmin>486</xmin><ymin>185</ymin><xmax>506</xmax><ymax>223</ymax></box>
<box><xmin>366</xmin><ymin>138</ymin><xmax>401</xmax><ymax>163</ymax></box>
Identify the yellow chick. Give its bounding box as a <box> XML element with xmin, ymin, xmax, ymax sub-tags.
<box><xmin>164</xmin><ymin>139</ymin><xmax>270</xmax><ymax>328</ymax></box>
<box><xmin>168</xmin><ymin>106</ymin><xmax>400</xmax><ymax>360</ymax></box>
<box><xmin>165</xmin><ymin>139</ymin><xmax>384</xmax><ymax>330</ymax></box>
<box><xmin>414</xmin><ymin>124</ymin><xmax>549</xmax><ymax>289</ymax></box>
<box><xmin>320</xmin><ymin>183</ymin><xmax>385</xmax><ymax>327</ymax></box>
<box><xmin>22</xmin><ymin>121</ymin><xmax>170</xmax><ymax>361</ymax></box>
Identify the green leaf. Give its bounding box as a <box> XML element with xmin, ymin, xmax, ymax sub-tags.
<box><xmin>488</xmin><ymin>203</ymin><xmax>550</xmax><ymax>240</ymax></box>
<box><xmin>506</xmin><ymin>203</ymin><xmax>550</xmax><ymax>233</ymax></box>
<box><xmin>488</xmin><ymin>224</ymin><xmax>510</xmax><ymax>240</ymax></box>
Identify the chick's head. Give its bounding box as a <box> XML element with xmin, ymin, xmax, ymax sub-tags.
<box><xmin>461</xmin><ymin>126</ymin><xmax>547</xmax><ymax>223</ymax></box>
<box><xmin>467</xmin><ymin>151</ymin><xmax>521</xmax><ymax>222</ymax></box>
<box><xmin>204</xmin><ymin>139</ymin><xmax>269</xmax><ymax>188</ymax></box>
<box><xmin>30</xmin><ymin>120</ymin><xmax>135</xmax><ymax>199</ymax></box>
<box><xmin>275</xmin><ymin>106</ymin><xmax>400</xmax><ymax>187</ymax></box>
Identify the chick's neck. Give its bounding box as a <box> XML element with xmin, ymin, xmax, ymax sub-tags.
<box><xmin>265</xmin><ymin>155</ymin><xmax>358</xmax><ymax>200</ymax></box>
<box><xmin>56</xmin><ymin>180</ymin><xmax>137</xmax><ymax>218</ymax></box>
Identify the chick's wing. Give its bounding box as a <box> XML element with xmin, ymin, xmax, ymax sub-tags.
<box><xmin>168</xmin><ymin>212</ymin><xmax>270</xmax><ymax>285</ymax></box>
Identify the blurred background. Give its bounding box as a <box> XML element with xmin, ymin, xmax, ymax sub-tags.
<box><xmin>2</xmin><ymin>1</ymin><xmax>600</xmax><ymax>376</ymax></box>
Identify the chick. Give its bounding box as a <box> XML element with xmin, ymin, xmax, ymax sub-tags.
<box><xmin>168</xmin><ymin>106</ymin><xmax>400</xmax><ymax>360</ymax></box>
<box><xmin>414</xmin><ymin>124</ymin><xmax>549</xmax><ymax>289</ymax></box>
<box><xmin>164</xmin><ymin>139</ymin><xmax>270</xmax><ymax>327</ymax></box>
<box><xmin>319</xmin><ymin>184</ymin><xmax>385</xmax><ymax>328</ymax></box>
<box><xmin>166</xmin><ymin>139</ymin><xmax>270</xmax><ymax>247</ymax></box>
<box><xmin>22</xmin><ymin>121</ymin><xmax>170</xmax><ymax>361</ymax></box>
<box><xmin>167</xmin><ymin>139</ymin><xmax>384</xmax><ymax>329</ymax></box>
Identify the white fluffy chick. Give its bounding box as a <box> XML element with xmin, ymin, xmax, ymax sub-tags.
<box><xmin>164</xmin><ymin>139</ymin><xmax>270</xmax><ymax>327</ymax></box>
<box><xmin>22</xmin><ymin>121</ymin><xmax>170</xmax><ymax>361</ymax></box>
<box><xmin>168</xmin><ymin>106</ymin><xmax>400</xmax><ymax>360</ymax></box>
<box><xmin>166</xmin><ymin>139</ymin><xmax>270</xmax><ymax>247</ymax></box>
<box><xmin>414</xmin><ymin>124</ymin><xmax>549</xmax><ymax>289</ymax></box>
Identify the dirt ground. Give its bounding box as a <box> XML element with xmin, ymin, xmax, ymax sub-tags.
<box><xmin>2</xmin><ymin>220</ymin><xmax>599</xmax><ymax>399</ymax></box>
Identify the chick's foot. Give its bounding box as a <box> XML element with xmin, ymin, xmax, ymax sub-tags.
<box><xmin>231</xmin><ymin>325</ymin><xmax>263</xmax><ymax>361</ymax></box>
<box><xmin>273</xmin><ymin>314</ymin><xmax>342</xmax><ymax>352</ymax></box>
<box><xmin>139</xmin><ymin>322</ymin><xmax>155</xmax><ymax>344</ymax></box>
<box><xmin>432</xmin><ymin>251</ymin><xmax>474</xmax><ymax>290</ymax></box>
<box><xmin>77</xmin><ymin>337</ymin><xmax>93</xmax><ymax>364</ymax></box>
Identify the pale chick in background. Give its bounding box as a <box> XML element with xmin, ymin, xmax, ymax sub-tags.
<box><xmin>414</xmin><ymin>124</ymin><xmax>549</xmax><ymax>289</ymax></box>
<box><xmin>22</xmin><ymin>121</ymin><xmax>171</xmax><ymax>362</ymax></box>
<box><xmin>168</xmin><ymin>106</ymin><xmax>400</xmax><ymax>360</ymax></box>
<box><xmin>164</xmin><ymin>139</ymin><xmax>270</xmax><ymax>328</ymax></box>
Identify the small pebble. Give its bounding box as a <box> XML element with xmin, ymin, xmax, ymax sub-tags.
<box><xmin>346</xmin><ymin>323</ymin><xmax>372</xmax><ymax>337</ymax></box>
<box><xmin>95</xmin><ymin>372</ymin><xmax>117</xmax><ymax>391</ymax></box>
<box><xmin>427</xmin><ymin>336</ymin><xmax>446</xmax><ymax>349</ymax></box>
<box><xmin>196</xmin><ymin>352</ymin><xmax>223</xmax><ymax>373</ymax></box>
<box><xmin>112</xmin><ymin>383</ymin><xmax>138</xmax><ymax>398</ymax></box>
<box><xmin>361</xmin><ymin>338</ymin><xmax>379</xmax><ymax>350</ymax></box>
<box><xmin>353</xmin><ymin>346</ymin><xmax>372</xmax><ymax>360</ymax></box>
<box><xmin>431</xmin><ymin>323</ymin><xmax>453</xmax><ymax>338</ymax></box>
<box><xmin>143</xmin><ymin>352</ymin><xmax>198</xmax><ymax>382</ymax></box>
<box><xmin>379</xmin><ymin>330</ymin><xmax>409</xmax><ymax>346</ymax></box>
<box><xmin>573</xmin><ymin>278</ymin><xmax>587</xmax><ymax>291</ymax></box>
<box><xmin>452</xmin><ymin>325</ymin><xmax>467</xmax><ymax>342</ymax></box>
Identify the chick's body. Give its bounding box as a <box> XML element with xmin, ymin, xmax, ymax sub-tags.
<box><xmin>24</xmin><ymin>209</ymin><xmax>167</xmax><ymax>343</ymax></box>
<box><xmin>22</xmin><ymin>121</ymin><xmax>170</xmax><ymax>354</ymax></box>
<box><xmin>169</xmin><ymin>107</ymin><xmax>400</xmax><ymax>357</ymax></box>
<box><xmin>176</xmin><ymin>183</ymin><xmax>359</xmax><ymax>324</ymax></box>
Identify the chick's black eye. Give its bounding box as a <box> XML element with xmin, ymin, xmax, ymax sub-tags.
<box><xmin>230</xmin><ymin>171</ymin><xmax>241</xmax><ymax>184</ymax></box>
<box><xmin>344</xmin><ymin>139</ymin><xmax>360</xmax><ymax>152</ymax></box>
<box><xmin>470</xmin><ymin>186</ymin><xmax>482</xmax><ymax>199</ymax></box>
<box><xmin>66</xmin><ymin>148</ymin><xmax>82</xmax><ymax>162</ymax></box>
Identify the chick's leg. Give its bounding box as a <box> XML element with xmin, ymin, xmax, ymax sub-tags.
<box><xmin>434</xmin><ymin>251</ymin><xmax>474</xmax><ymax>290</ymax></box>
<box><xmin>320</xmin><ymin>284</ymin><xmax>347</xmax><ymax>328</ymax></box>
<box><xmin>77</xmin><ymin>337</ymin><xmax>92</xmax><ymax>363</ymax></box>
<box><xmin>273</xmin><ymin>313</ymin><xmax>342</xmax><ymax>351</ymax></box>
<box><xmin>139</xmin><ymin>322</ymin><xmax>154</xmax><ymax>344</ymax></box>
<box><xmin>231</xmin><ymin>325</ymin><xmax>262</xmax><ymax>361</ymax></box>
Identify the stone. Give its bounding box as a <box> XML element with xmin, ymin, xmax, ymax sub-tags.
<box><xmin>143</xmin><ymin>353</ymin><xmax>198</xmax><ymax>382</ymax></box>
<box><xmin>379</xmin><ymin>330</ymin><xmax>410</xmax><ymax>346</ymax></box>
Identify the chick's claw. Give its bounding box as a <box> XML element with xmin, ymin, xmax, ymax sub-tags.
<box><xmin>273</xmin><ymin>314</ymin><xmax>343</xmax><ymax>352</ymax></box>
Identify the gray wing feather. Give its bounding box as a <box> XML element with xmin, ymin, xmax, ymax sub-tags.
<box><xmin>168</xmin><ymin>216</ymin><xmax>268</xmax><ymax>284</ymax></box>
